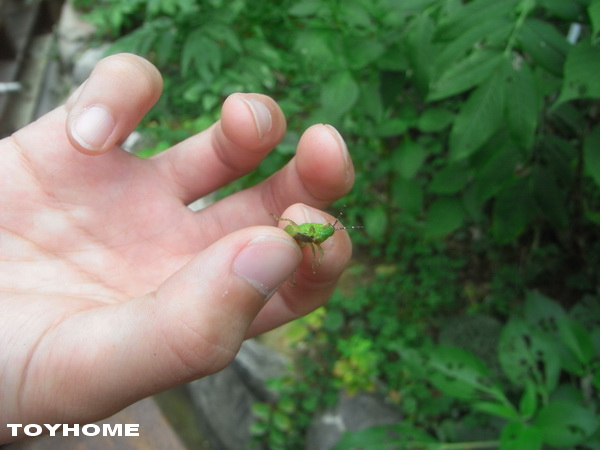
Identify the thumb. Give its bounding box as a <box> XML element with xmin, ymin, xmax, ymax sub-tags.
<box><xmin>27</xmin><ymin>227</ymin><xmax>300</xmax><ymax>424</ymax></box>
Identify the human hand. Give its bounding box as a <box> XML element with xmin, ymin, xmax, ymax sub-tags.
<box><xmin>0</xmin><ymin>53</ymin><xmax>354</xmax><ymax>442</ymax></box>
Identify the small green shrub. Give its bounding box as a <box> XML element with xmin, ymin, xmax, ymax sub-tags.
<box><xmin>335</xmin><ymin>293</ymin><xmax>600</xmax><ymax>449</ymax></box>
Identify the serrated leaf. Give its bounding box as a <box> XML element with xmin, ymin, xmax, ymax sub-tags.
<box><xmin>555</xmin><ymin>40</ymin><xmax>600</xmax><ymax>106</ymax></box>
<box><xmin>320</xmin><ymin>71</ymin><xmax>360</xmax><ymax>120</ymax></box>
<box><xmin>428</xmin><ymin>50</ymin><xmax>504</xmax><ymax>102</ymax></box>
<box><xmin>394</xmin><ymin>140</ymin><xmax>426</xmax><ymax>179</ymax></box>
<box><xmin>505</xmin><ymin>61</ymin><xmax>540</xmax><ymax>150</ymax></box>
<box><xmin>449</xmin><ymin>60</ymin><xmax>507</xmax><ymax>161</ymax></box>
<box><xmin>425</xmin><ymin>196</ymin><xmax>466</xmax><ymax>237</ymax></box>
<box><xmin>535</xmin><ymin>400</ymin><xmax>599</xmax><ymax>447</ymax></box>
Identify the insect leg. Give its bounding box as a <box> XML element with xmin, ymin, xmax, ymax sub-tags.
<box><xmin>269</xmin><ymin>214</ymin><xmax>300</xmax><ymax>228</ymax></box>
<box><xmin>312</xmin><ymin>242</ymin><xmax>325</xmax><ymax>272</ymax></box>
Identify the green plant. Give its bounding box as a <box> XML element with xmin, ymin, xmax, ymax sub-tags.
<box><xmin>71</xmin><ymin>1</ymin><xmax>600</xmax><ymax>447</ymax></box>
<box><xmin>335</xmin><ymin>292</ymin><xmax>600</xmax><ymax>449</ymax></box>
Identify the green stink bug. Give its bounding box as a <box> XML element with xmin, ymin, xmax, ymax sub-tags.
<box><xmin>270</xmin><ymin>209</ymin><xmax>362</xmax><ymax>272</ymax></box>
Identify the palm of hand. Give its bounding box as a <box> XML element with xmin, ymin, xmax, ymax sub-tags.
<box><xmin>3</xmin><ymin>115</ymin><xmax>202</xmax><ymax>303</ymax></box>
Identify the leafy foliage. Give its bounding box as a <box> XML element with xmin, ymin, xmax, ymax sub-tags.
<box><xmin>72</xmin><ymin>0</ymin><xmax>600</xmax><ymax>447</ymax></box>
<box><xmin>335</xmin><ymin>293</ymin><xmax>600</xmax><ymax>449</ymax></box>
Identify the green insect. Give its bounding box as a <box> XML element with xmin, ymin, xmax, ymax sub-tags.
<box><xmin>270</xmin><ymin>210</ymin><xmax>363</xmax><ymax>272</ymax></box>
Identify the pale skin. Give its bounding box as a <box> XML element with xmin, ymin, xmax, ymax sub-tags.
<box><xmin>0</xmin><ymin>53</ymin><xmax>355</xmax><ymax>443</ymax></box>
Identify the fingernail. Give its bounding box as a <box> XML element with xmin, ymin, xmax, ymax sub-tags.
<box><xmin>242</xmin><ymin>98</ymin><xmax>272</xmax><ymax>139</ymax></box>
<box><xmin>325</xmin><ymin>124</ymin><xmax>352</xmax><ymax>180</ymax></box>
<box><xmin>234</xmin><ymin>236</ymin><xmax>301</xmax><ymax>298</ymax></box>
<box><xmin>71</xmin><ymin>105</ymin><xmax>115</xmax><ymax>151</ymax></box>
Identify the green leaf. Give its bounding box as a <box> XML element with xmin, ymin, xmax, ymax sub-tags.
<box><xmin>473</xmin><ymin>401</ymin><xmax>519</xmax><ymax>420</ymax></box>
<box><xmin>358</xmin><ymin>77</ymin><xmax>383</xmax><ymax>122</ymax></box>
<box><xmin>429</xmin><ymin>164</ymin><xmax>470</xmax><ymax>194</ymax></box>
<box><xmin>584</xmin><ymin>125</ymin><xmax>600</xmax><ymax>188</ymax></box>
<box><xmin>323</xmin><ymin>309</ymin><xmax>344</xmax><ymax>332</ymax></box>
<box><xmin>406</xmin><ymin>13</ymin><xmax>436</xmax><ymax>93</ymax></box>
<box><xmin>519</xmin><ymin>380</ymin><xmax>538</xmax><ymax>418</ymax></box>
<box><xmin>339</xmin><ymin>1</ymin><xmax>372</xmax><ymax>28</ymax></box>
<box><xmin>559</xmin><ymin>320</ymin><xmax>596</xmax><ymax>371</ymax></box>
<box><xmin>519</xmin><ymin>18</ymin><xmax>569</xmax><ymax>76</ymax></box>
<box><xmin>523</xmin><ymin>292</ymin><xmax>587</xmax><ymax>374</ymax></box>
<box><xmin>535</xmin><ymin>400</ymin><xmax>599</xmax><ymax>447</ymax></box>
<box><xmin>426</xmin><ymin>346</ymin><xmax>501</xmax><ymax>401</ymax></box>
<box><xmin>590</xmin><ymin>0</ymin><xmax>600</xmax><ymax>43</ymax></box>
<box><xmin>449</xmin><ymin>60</ymin><xmax>507</xmax><ymax>161</ymax></box>
<box><xmin>435</xmin><ymin>17</ymin><xmax>512</xmax><ymax>71</ymax></box>
<box><xmin>500</xmin><ymin>422</ymin><xmax>544</xmax><ymax>450</ymax></box>
<box><xmin>532</xmin><ymin>166</ymin><xmax>568</xmax><ymax>230</ymax></box>
<box><xmin>425</xmin><ymin>196</ymin><xmax>466</xmax><ymax>237</ymax></box>
<box><xmin>320</xmin><ymin>71</ymin><xmax>360</xmax><ymax>120</ymax></box>
<box><xmin>293</xmin><ymin>30</ymin><xmax>336</xmax><ymax>66</ymax></box>
<box><xmin>393</xmin><ymin>140</ymin><xmax>426</xmax><ymax>179</ymax></box>
<box><xmin>364</xmin><ymin>205</ymin><xmax>388</xmax><ymax>241</ymax></box>
<box><xmin>492</xmin><ymin>177</ymin><xmax>534</xmax><ymax>243</ymax></box>
<box><xmin>505</xmin><ymin>61</ymin><xmax>540</xmax><ymax>150</ymax></box>
<box><xmin>344</xmin><ymin>37</ymin><xmax>386</xmax><ymax>70</ymax></box>
<box><xmin>498</xmin><ymin>317</ymin><xmax>561</xmax><ymax>394</ymax></box>
<box><xmin>251</xmin><ymin>402</ymin><xmax>271</xmax><ymax>420</ymax></box>
<box><xmin>333</xmin><ymin>423</ymin><xmax>438</xmax><ymax>450</ymax></box>
<box><xmin>539</xmin><ymin>0</ymin><xmax>587</xmax><ymax>21</ymax></box>
<box><xmin>376</xmin><ymin>118</ymin><xmax>409</xmax><ymax>137</ymax></box>
<box><xmin>288</xmin><ymin>0</ymin><xmax>322</xmax><ymax>16</ymax></box>
<box><xmin>428</xmin><ymin>50</ymin><xmax>504</xmax><ymax>102</ymax></box>
<box><xmin>392</xmin><ymin>178</ymin><xmax>423</xmax><ymax>217</ymax></box>
<box><xmin>436</xmin><ymin>0</ymin><xmax>519</xmax><ymax>41</ymax></box>
<box><xmin>555</xmin><ymin>40</ymin><xmax>600</xmax><ymax>106</ymax></box>
<box><xmin>417</xmin><ymin>108</ymin><xmax>455</xmax><ymax>132</ymax></box>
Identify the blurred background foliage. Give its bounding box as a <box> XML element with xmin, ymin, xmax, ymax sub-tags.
<box><xmin>73</xmin><ymin>0</ymin><xmax>600</xmax><ymax>448</ymax></box>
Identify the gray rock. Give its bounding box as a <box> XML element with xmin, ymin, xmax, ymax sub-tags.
<box><xmin>306</xmin><ymin>392</ymin><xmax>403</xmax><ymax>450</ymax></box>
<box><xmin>56</xmin><ymin>1</ymin><xmax>97</xmax><ymax>67</ymax></box>
<box><xmin>187</xmin><ymin>339</ymin><xmax>289</xmax><ymax>450</ymax></box>
<box><xmin>72</xmin><ymin>44</ymin><xmax>110</xmax><ymax>84</ymax></box>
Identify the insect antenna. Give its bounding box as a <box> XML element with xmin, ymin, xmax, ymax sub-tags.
<box><xmin>335</xmin><ymin>225</ymin><xmax>364</xmax><ymax>231</ymax></box>
<box><xmin>330</xmin><ymin>206</ymin><xmax>363</xmax><ymax>231</ymax></box>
